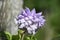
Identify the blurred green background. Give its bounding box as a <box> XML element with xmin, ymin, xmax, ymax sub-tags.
<box><xmin>23</xmin><ymin>0</ymin><xmax>60</xmax><ymax>40</ymax></box>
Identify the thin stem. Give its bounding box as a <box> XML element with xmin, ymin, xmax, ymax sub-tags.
<box><xmin>18</xmin><ymin>29</ymin><xmax>25</xmax><ymax>40</ymax></box>
<box><xmin>21</xmin><ymin>34</ymin><xmax>25</xmax><ymax>40</ymax></box>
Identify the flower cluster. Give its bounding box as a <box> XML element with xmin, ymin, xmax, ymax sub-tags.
<box><xmin>15</xmin><ymin>7</ymin><xmax>45</xmax><ymax>34</ymax></box>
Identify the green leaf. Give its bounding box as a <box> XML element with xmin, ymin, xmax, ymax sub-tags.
<box><xmin>18</xmin><ymin>29</ymin><xmax>25</xmax><ymax>34</ymax></box>
<box><xmin>26</xmin><ymin>37</ymin><xmax>30</xmax><ymax>40</ymax></box>
<box><xmin>4</xmin><ymin>31</ymin><xmax>12</xmax><ymax>40</ymax></box>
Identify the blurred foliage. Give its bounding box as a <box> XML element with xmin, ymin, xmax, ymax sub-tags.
<box><xmin>0</xmin><ymin>31</ymin><xmax>8</xmax><ymax>40</ymax></box>
<box><xmin>23</xmin><ymin>0</ymin><xmax>60</xmax><ymax>14</ymax></box>
<box><xmin>12</xmin><ymin>35</ymin><xmax>19</xmax><ymax>40</ymax></box>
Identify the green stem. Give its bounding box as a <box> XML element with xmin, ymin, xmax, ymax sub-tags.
<box><xmin>18</xmin><ymin>30</ymin><xmax>25</xmax><ymax>40</ymax></box>
<box><xmin>21</xmin><ymin>34</ymin><xmax>25</xmax><ymax>40</ymax></box>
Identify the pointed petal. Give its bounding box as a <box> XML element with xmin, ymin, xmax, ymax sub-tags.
<box><xmin>41</xmin><ymin>19</ymin><xmax>46</xmax><ymax>25</ymax></box>
<box><xmin>31</xmin><ymin>8</ymin><xmax>36</xmax><ymax>15</ymax></box>
<box><xmin>28</xmin><ymin>16</ymin><xmax>33</xmax><ymax>20</ymax></box>
<box><xmin>17</xmin><ymin>15</ymin><xmax>24</xmax><ymax>19</ymax></box>
<box><xmin>39</xmin><ymin>16</ymin><xmax>44</xmax><ymax>19</ymax></box>
<box><xmin>21</xmin><ymin>10</ymin><xmax>27</xmax><ymax>17</ymax></box>
<box><xmin>25</xmin><ymin>7</ymin><xmax>31</xmax><ymax>15</ymax></box>
<box><xmin>36</xmin><ymin>12</ymin><xmax>42</xmax><ymax>17</ymax></box>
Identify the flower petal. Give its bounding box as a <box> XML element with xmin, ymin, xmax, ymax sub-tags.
<box><xmin>36</xmin><ymin>12</ymin><xmax>42</xmax><ymax>17</ymax></box>
<box><xmin>24</xmin><ymin>21</ymin><xmax>29</xmax><ymax>26</ymax></box>
<box><xmin>21</xmin><ymin>10</ymin><xmax>27</xmax><ymax>17</ymax></box>
<box><xmin>25</xmin><ymin>17</ymin><xmax>29</xmax><ymax>21</ymax></box>
<box><xmin>17</xmin><ymin>15</ymin><xmax>24</xmax><ymax>19</ymax></box>
<box><xmin>27</xmin><ymin>20</ymin><xmax>32</xmax><ymax>25</ymax></box>
<box><xmin>31</xmin><ymin>8</ymin><xmax>36</xmax><ymax>16</ymax></box>
<box><xmin>30</xmin><ymin>24</ymin><xmax>37</xmax><ymax>30</ymax></box>
<box><xmin>19</xmin><ymin>23</ymin><xmax>25</xmax><ymax>28</ymax></box>
<box><xmin>32</xmin><ymin>30</ymin><xmax>36</xmax><ymax>35</ymax></box>
<box><xmin>25</xmin><ymin>7</ymin><xmax>31</xmax><ymax>15</ymax></box>
<box><xmin>20</xmin><ymin>19</ymin><xmax>25</xmax><ymax>23</ymax></box>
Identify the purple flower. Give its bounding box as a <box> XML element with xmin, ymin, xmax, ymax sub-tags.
<box><xmin>15</xmin><ymin>7</ymin><xmax>45</xmax><ymax>35</ymax></box>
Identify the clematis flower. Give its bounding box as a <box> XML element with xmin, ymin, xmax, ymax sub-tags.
<box><xmin>15</xmin><ymin>7</ymin><xmax>45</xmax><ymax>35</ymax></box>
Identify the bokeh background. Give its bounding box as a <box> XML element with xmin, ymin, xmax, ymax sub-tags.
<box><xmin>23</xmin><ymin>0</ymin><xmax>60</xmax><ymax>40</ymax></box>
